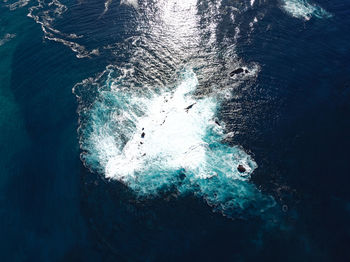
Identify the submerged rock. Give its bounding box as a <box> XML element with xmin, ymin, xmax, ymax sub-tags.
<box><xmin>282</xmin><ymin>205</ymin><xmax>288</xmax><ymax>212</ymax></box>
<box><xmin>237</xmin><ymin>164</ymin><xmax>246</xmax><ymax>173</ymax></box>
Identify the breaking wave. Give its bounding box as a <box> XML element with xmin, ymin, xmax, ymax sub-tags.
<box><xmin>73</xmin><ymin>66</ymin><xmax>276</xmax><ymax>218</ymax></box>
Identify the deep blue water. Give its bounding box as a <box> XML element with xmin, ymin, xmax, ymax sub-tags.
<box><xmin>0</xmin><ymin>0</ymin><xmax>350</xmax><ymax>261</ymax></box>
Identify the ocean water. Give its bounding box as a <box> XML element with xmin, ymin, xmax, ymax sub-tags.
<box><xmin>0</xmin><ymin>0</ymin><xmax>350</xmax><ymax>261</ymax></box>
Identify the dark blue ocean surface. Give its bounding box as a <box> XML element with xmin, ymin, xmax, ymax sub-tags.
<box><xmin>0</xmin><ymin>0</ymin><xmax>349</xmax><ymax>261</ymax></box>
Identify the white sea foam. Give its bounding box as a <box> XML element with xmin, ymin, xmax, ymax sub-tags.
<box><xmin>281</xmin><ymin>0</ymin><xmax>332</xmax><ymax>20</ymax></box>
<box><xmin>104</xmin><ymin>70</ymin><xmax>217</xmax><ymax>181</ymax></box>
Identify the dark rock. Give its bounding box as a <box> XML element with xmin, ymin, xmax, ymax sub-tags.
<box><xmin>237</xmin><ymin>164</ymin><xmax>246</xmax><ymax>173</ymax></box>
<box><xmin>230</xmin><ymin>68</ymin><xmax>244</xmax><ymax>76</ymax></box>
<box><xmin>185</xmin><ymin>103</ymin><xmax>196</xmax><ymax>112</ymax></box>
<box><xmin>141</xmin><ymin>132</ymin><xmax>145</xmax><ymax>138</ymax></box>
